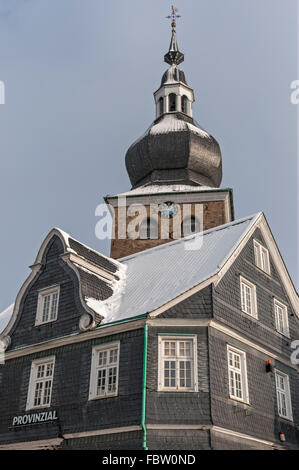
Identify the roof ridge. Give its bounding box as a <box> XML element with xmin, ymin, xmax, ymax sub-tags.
<box><xmin>119</xmin><ymin>213</ymin><xmax>262</xmax><ymax>263</ymax></box>
<box><xmin>53</xmin><ymin>227</ymin><xmax>122</xmax><ymax>269</ymax></box>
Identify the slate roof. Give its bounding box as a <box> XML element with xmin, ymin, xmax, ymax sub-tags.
<box><xmin>109</xmin><ymin>213</ymin><xmax>259</xmax><ymax>324</ymax></box>
<box><xmin>0</xmin><ymin>213</ymin><xmax>264</xmax><ymax>333</ymax></box>
<box><xmin>68</xmin><ymin>237</ymin><xmax>118</xmax><ymax>274</ymax></box>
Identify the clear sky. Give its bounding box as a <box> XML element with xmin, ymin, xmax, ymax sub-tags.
<box><xmin>0</xmin><ymin>0</ymin><xmax>298</xmax><ymax>312</ymax></box>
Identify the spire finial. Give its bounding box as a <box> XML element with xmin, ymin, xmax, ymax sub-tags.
<box><xmin>166</xmin><ymin>5</ymin><xmax>181</xmax><ymax>30</ymax></box>
<box><xmin>164</xmin><ymin>6</ymin><xmax>184</xmax><ymax>66</ymax></box>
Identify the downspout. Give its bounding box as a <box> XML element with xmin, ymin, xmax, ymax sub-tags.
<box><xmin>141</xmin><ymin>323</ymin><xmax>148</xmax><ymax>450</ymax></box>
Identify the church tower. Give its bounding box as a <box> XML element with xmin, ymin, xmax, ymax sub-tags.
<box><xmin>105</xmin><ymin>13</ymin><xmax>234</xmax><ymax>259</ymax></box>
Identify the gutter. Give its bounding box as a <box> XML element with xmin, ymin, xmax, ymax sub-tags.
<box><xmin>141</xmin><ymin>323</ymin><xmax>149</xmax><ymax>450</ymax></box>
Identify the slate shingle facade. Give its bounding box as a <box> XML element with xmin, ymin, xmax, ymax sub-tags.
<box><xmin>0</xmin><ymin>222</ymin><xmax>298</xmax><ymax>450</ymax></box>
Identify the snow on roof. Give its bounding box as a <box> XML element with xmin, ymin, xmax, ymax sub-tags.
<box><xmin>149</xmin><ymin>114</ymin><xmax>210</xmax><ymax>139</ymax></box>
<box><xmin>0</xmin><ymin>214</ymin><xmax>259</xmax><ymax>334</ymax></box>
<box><xmin>110</xmin><ymin>214</ymin><xmax>259</xmax><ymax>323</ymax></box>
<box><xmin>107</xmin><ymin>184</ymin><xmax>223</xmax><ymax>198</ymax></box>
<box><xmin>0</xmin><ymin>303</ymin><xmax>14</xmax><ymax>334</ymax></box>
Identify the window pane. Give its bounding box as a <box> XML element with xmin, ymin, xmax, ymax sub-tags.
<box><xmin>107</xmin><ymin>366</ymin><xmax>117</xmax><ymax>393</ymax></box>
<box><xmin>43</xmin><ymin>380</ymin><xmax>52</xmax><ymax>405</ymax></box>
<box><xmin>98</xmin><ymin>351</ymin><xmax>107</xmax><ymax>367</ymax></box>
<box><xmin>50</xmin><ymin>292</ymin><xmax>58</xmax><ymax>320</ymax></box>
<box><xmin>34</xmin><ymin>382</ymin><xmax>43</xmax><ymax>407</ymax></box>
<box><xmin>42</xmin><ymin>295</ymin><xmax>51</xmax><ymax>322</ymax></box>
<box><xmin>164</xmin><ymin>360</ymin><xmax>176</xmax><ymax>387</ymax></box>
<box><xmin>179</xmin><ymin>361</ymin><xmax>192</xmax><ymax>388</ymax></box>
<box><xmin>97</xmin><ymin>369</ymin><xmax>106</xmax><ymax>396</ymax></box>
<box><xmin>46</xmin><ymin>363</ymin><xmax>53</xmax><ymax>377</ymax></box>
<box><xmin>109</xmin><ymin>348</ymin><xmax>118</xmax><ymax>364</ymax></box>
<box><xmin>179</xmin><ymin>341</ymin><xmax>192</xmax><ymax>357</ymax></box>
<box><xmin>37</xmin><ymin>364</ymin><xmax>45</xmax><ymax>379</ymax></box>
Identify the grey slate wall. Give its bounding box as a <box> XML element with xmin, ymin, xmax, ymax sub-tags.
<box><xmin>0</xmin><ymin>328</ymin><xmax>144</xmax><ymax>445</ymax></box>
<box><xmin>210</xmin><ymin>228</ymin><xmax>299</xmax><ymax>449</ymax></box>
<box><xmin>159</xmin><ymin>285</ymin><xmax>213</xmax><ymax>318</ymax></box>
<box><xmin>209</xmin><ymin>328</ymin><xmax>299</xmax><ymax>448</ymax></box>
<box><xmin>213</xmin><ymin>228</ymin><xmax>299</xmax><ymax>355</ymax></box>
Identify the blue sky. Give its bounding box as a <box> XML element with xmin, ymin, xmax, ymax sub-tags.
<box><xmin>0</xmin><ymin>0</ymin><xmax>298</xmax><ymax>311</ymax></box>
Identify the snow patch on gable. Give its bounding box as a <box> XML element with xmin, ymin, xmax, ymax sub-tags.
<box><xmin>0</xmin><ymin>303</ymin><xmax>14</xmax><ymax>334</ymax></box>
<box><xmin>85</xmin><ymin>263</ymin><xmax>128</xmax><ymax>325</ymax></box>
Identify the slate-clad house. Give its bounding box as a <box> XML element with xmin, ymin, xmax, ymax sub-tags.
<box><xmin>0</xmin><ymin>18</ymin><xmax>298</xmax><ymax>450</ymax></box>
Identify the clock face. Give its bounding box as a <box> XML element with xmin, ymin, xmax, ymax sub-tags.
<box><xmin>156</xmin><ymin>202</ymin><xmax>179</xmax><ymax>219</ymax></box>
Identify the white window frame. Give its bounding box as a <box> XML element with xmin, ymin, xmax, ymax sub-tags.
<box><xmin>240</xmin><ymin>276</ymin><xmax>258</xmax><ymax>318</ymax></box>
<box><xmin>35</xmin><ymin>285</ymin><xmax>60</xmax><ymax>326</ymax></box>
<box><xmin>274</xmin><ymin>299</ymin><xmax>290</xmax><ymax>337</ymax></box>
<box><xmin>89</xmin><ymin>342</ymin><xmax>120</xmax><ymax>400</ymax></box>
<box><xmin>26</xmin><ymin>356</ymin><xmax>55</xmax><ymax>411</ymax></box>
<box><xmin>253</xmin><ymin>239</ymin><xmax>271</xmax><ymax>275</ymax></box>
<box><xmin>275</xmin><ymin>370</ymin><xmax>293</xmax><ymax>421</ymax></box>
<box><xmin>227</xmin><ymin>346</ymin><xmax>249</xmax><ymax>404</ymax></box>
<box><xmin>158</xmin><ymin>336</ymin><xmax>198</xmax><ymax>392</ymax></box>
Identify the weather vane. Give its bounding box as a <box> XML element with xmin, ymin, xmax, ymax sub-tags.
<box><xmin>166</xmin><ymin>5</ymin><xmax>181</xmax><ymax>29</ymax></box>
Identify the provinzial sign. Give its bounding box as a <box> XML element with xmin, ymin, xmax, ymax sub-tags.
<box><xmin>12</xmin><ymin>410</ymin><xmax>58</xmax><ymax>426</ymax></box>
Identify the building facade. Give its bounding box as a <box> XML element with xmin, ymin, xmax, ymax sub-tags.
<box><xmin>0</xmin><ymin>18</ymin><xmax>298</xmax><ymax>450</ymax></box>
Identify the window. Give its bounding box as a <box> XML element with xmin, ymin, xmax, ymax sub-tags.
<box><xmin>254</xmin><ymin>240</ymin><xmax>270</xmax><ymax>275</ymax></box>
<box><xmin>181</xmin><ymin>95</ymin><xmax>188</xmax><ymax>113</ymax></box>
<box><xmin>168</xmin><ymin>93</ymin><xmax>176</xmax><ymax>112</ymax></box>
<box><xmin>158</xmin><ymin>336</ymin><xmax>198</xmax><ymax>391</ymax></box>
<box><xmin>158</xmin><ymin>97</ymin><xmax>164</xmax><ymax>116</ymax></box>
<box><xmin>181</xmin><ymin>216</ymin><xmax>201</xmax><ymax>237</ymax></box>
<box><xmin>274</xmin><ymin>299</ymin><xmax>290</xmax><ymax>337</ymax></box>
<box><xmin>139</xmin><ymin>217</ymin><xmax>158</xmax><ymax>239</ymax></box>
<box><xmin>89</xmin><ymin>342</ymin><xmax>120</xmax><ymax>399</ymax></box>
<box><xmin>275</xmin><ymin>370</ymin><xmax>293</xmax><ymax>420</ymax></box>
<box><xmin>26</xmin><ymin>357</ymin><xmax>55</xmax><ymax>410</ymax></box>
<box><xmin>227</xmin><ymin>346</ymin><xmax>249</xmax><ymax>403</ymax></box>
<box><xmin>36</xmin><ymin>286</ymin><xmax>60</xmax><ymax>325</ymax></box>
<box><xmin>240</xmin><ymin>276</ymin><xmax>258</xmax><ymax>318</ymax></box>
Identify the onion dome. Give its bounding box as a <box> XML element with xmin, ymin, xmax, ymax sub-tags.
<box><xmin>125</xmin><ymin>14</ymin><xmax>222</xmax><ymax>189</ymax></box>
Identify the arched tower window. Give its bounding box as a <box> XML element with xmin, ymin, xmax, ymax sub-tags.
<box><xmin>181</xmin><ymin>216</ymin><xmax>201</xmax><ymax>238</ymax></box>
<box><xmin>169</xmin><ymin>93</ymin><xmax>176</xmax><ymax>112</ymax></box>
<box><xmin>140</xmin><ymin>218</ymin><xmax>158</xmax><ymax>240</ymax></box>
<box><xmin>181</xmin><ymin>95</ymin><xmax>188</xmax><ymax>114</ymax></box>
<box><xmin>158</xmin><ymin>97</ymin><xmax>164</xmax><ymax>116</ymax></box>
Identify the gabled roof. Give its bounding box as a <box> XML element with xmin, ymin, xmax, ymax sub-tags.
<box><xmin>1</xmin><ymin>212</ymin><xmax>298</xmax><ymax>336</ymax></box>
<box><xmin>111</xmin><ymin>213</ymin><xmax>259</xmax><ymax>323</ymax></box>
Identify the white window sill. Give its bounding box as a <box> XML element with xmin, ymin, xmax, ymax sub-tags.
<box><xmin>88</xmin><ymin>393</ymin><xmax>118</xmax><ymax>401</ymax></box>
<box><xmin>277</xmin><ymin>414</ymin><xmax>293</xmax><ymax>423</ymax></box>
<box><xmin>240</xmin><ymin>309</ymin><xmax>258</xmax><ymax>320</ymax></box>
<box><xmin>158</xmin><ymin>388</ymin><xmax>197</xmax><ymax>393</ymax></box>
<box><xmin>26</xmin><ymin>403</ymin><xmax>51</xmax><ymax>412</ymax></box>
<box><xmin>229</xmin><ymin>396</ymin><xmax>250</xmax><ymax>407</ymax></box>
<box><xmin>35</xmin><ymin>319</ymin><xmax>58</xmax><ymax>327</ymax></box>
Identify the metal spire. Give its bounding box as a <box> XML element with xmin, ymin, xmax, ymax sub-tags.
<box><xmin>164</xmin><ymin>6</ymin><xmax>184</xmax><ymax>66</ymax></box>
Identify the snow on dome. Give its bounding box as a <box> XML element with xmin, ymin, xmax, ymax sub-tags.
<box><xmin>150</xmin><ymin>114</ymin><xmax>187</xmax><ymax>135</ymax></box>
<box><xmin>186</xmin><ymin>123</ymin><xmax>210</xmax><ymax>139</ymax></box>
